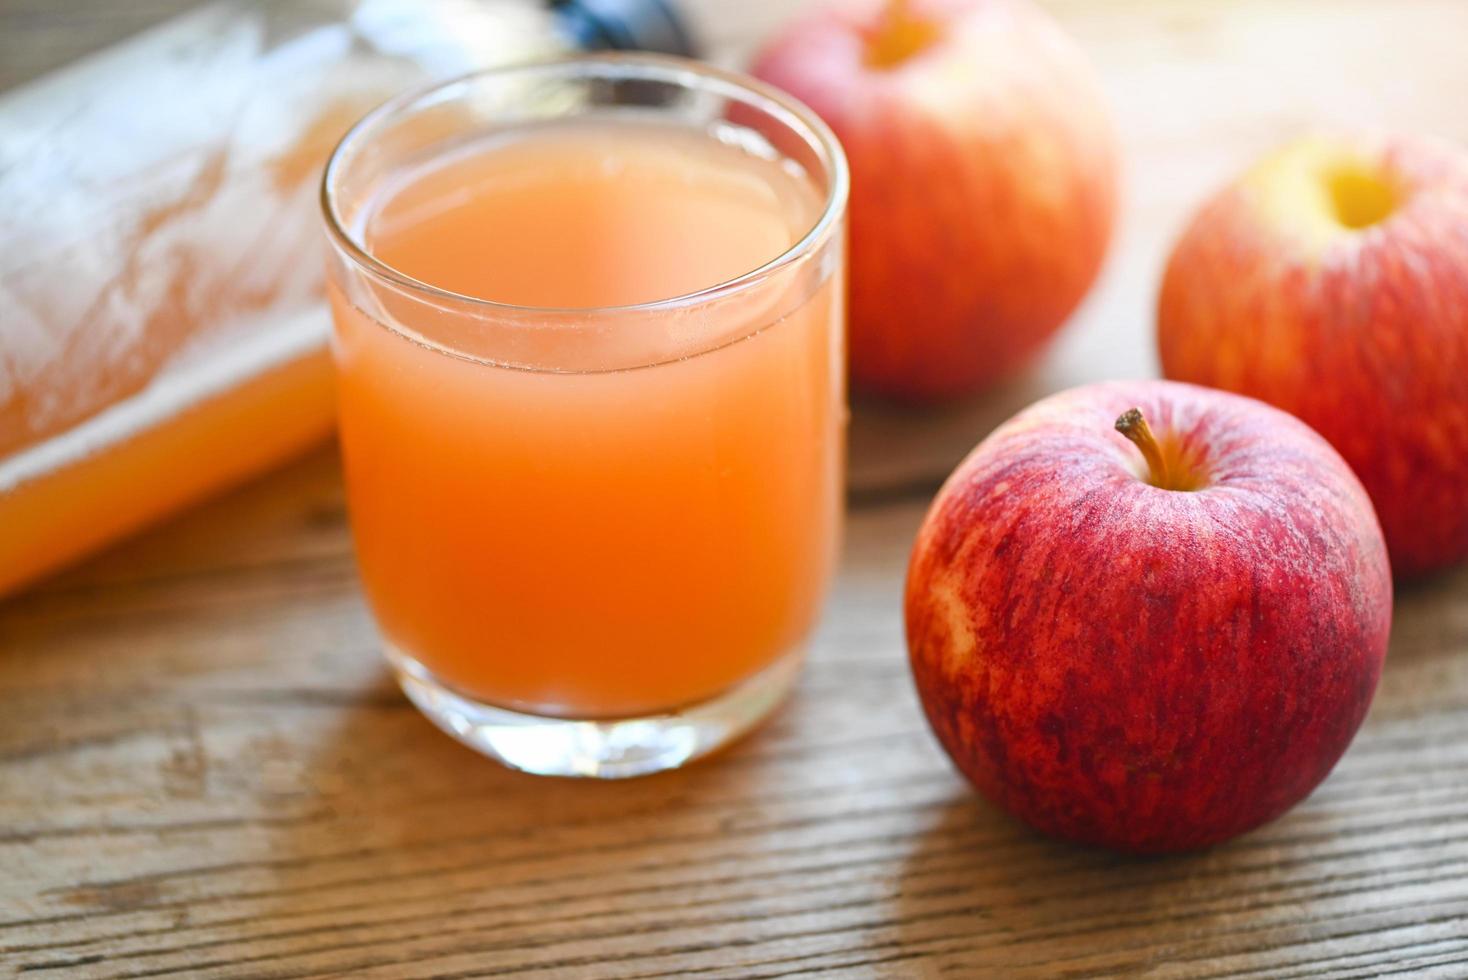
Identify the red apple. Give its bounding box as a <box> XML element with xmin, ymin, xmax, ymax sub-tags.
<box><xmin>905</xmin><ymin>380</ymin><xmax>1391</xmax><ymax>852</ymax></box>
<box><xmin>750</xmin><ymin>0</ymin><xmax>1119</xmax><ymax>402</ymax></box>
<box><xmin>1158</xmin><ymin>133</ymin><xmax>1468</xmax><ymax>577</ymax></box>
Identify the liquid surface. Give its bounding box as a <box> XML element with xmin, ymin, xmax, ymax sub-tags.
<box><xmin>366</xmin><ymin>120</ymin><xmax>814</xmax><ymax>309</ymax></box>
<box><xmin>332</xmin><ymin>118</ymin><xmax>844</xmax><ymax>717</ymax></box>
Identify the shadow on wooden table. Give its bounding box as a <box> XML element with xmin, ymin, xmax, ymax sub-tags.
<box><xmin>847</xmin><ymin>368</ymin><xmax>1055</xmax><ymax>499</ymax></box>
<box><xmin>1386</xmin><ymin>560</ymin><xmax>1468</xmax><ymax>668</ymax></box>
<box><xmin>886</xmin><ymin>786</ymin><xmax>1431</xmax><ymax>978</ymax></box>
<box><xmin>232</xmin><ymin>662</ymin><xmax>815</xmax><ymax>972</ymax></box>
<box><xmin>279</xmin><ymin>659</ymin><xmax>802</xmax><ymax>843</ymax></box>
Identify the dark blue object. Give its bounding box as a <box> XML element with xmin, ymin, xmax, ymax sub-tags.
<box><xmin>552</xmin><ymin>0</ymin><xmax>698</xmax><ymax>58</ymax></box>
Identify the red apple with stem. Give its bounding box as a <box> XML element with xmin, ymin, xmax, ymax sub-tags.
<box><xmin>1158</xmin><ymin>133</ymin><xmax>1468</xmax><ymax>577</ymax></box>
<box><xmin>905</xmin><ymin>380</ymin><xmax>1392</xmax><ymax>852</ymax></box>
<box><xmin>751</xmin><ymin>0</ymin><xmax>1119</xmax><ymax>402</ymax></box>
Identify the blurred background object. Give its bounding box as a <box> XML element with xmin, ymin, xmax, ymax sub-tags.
<box><xmin>0</xmin><ymin>0</ymin><xmax>694</xmax><ymax>598</ymax></box>
<box><xmin>751</xmin><ymin>0</ymin><xmax>1120</xmax><ymax>404</ymax></box>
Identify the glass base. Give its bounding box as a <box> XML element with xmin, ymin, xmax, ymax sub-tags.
<box><xmin>384</xmin><ymin>644</ymin><xmax>804</xmax><ymax>778</ymax></box>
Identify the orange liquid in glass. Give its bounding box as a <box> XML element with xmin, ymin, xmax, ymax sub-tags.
<box><xmin>331</xmin><ymin>121</ymin><xmax>842</xmax><ymax>718</ymax></box>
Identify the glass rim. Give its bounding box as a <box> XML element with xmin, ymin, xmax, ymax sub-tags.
<box><xmin>320</xmin><ymin>52</ymin><xmax>850</xmax><ymax>317</ymax></box>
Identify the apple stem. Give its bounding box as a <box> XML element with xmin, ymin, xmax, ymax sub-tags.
<box><xmin>1115</xmin><ymin>407</ymin><xmax>1172</xmax><ymax>489</ymax></box>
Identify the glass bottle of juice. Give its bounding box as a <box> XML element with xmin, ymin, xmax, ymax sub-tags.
<box><xmin>0</xmin><ymin>0</ymin><xmax>694</xmax><ymax>597</ymax></box>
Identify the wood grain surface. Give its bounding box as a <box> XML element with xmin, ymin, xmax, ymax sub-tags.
<box><xmin>4</xmin><ymin>2</ymin><xmax>1468</xmax><ymax>977</ymax></box>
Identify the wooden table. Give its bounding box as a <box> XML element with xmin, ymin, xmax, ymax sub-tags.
<box><xmin>4</xmin><ymin>2</ymin><xmax>1468</xmax><ymax>976</ymax></box>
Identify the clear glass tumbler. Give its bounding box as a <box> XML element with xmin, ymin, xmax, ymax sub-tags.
<box><xmin>322</xmin><ymin>55</ymin><xmax>848</xmax><ymax>777</ymax></box>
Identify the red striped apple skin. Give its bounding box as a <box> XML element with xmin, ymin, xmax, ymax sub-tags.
<box><xmin>1158</xmin><ymin>133</ymin><xmax>1468</xmax><ymax>578</ymax></box>
<box><xmin>905</xmin><ymin>381</ymin><xmax>1391</xmax><ymax>853</ymax></box>
<box><xmin>751</xmin><ymin>0</ymin><xmax>1118</xmax><ymax>402</ymax></box>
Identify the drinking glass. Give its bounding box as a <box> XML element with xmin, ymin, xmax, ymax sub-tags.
<box><xmin>321</xmin><ymin>55</ymin><xmax>848</xmax><ymax>777</ymax></box>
